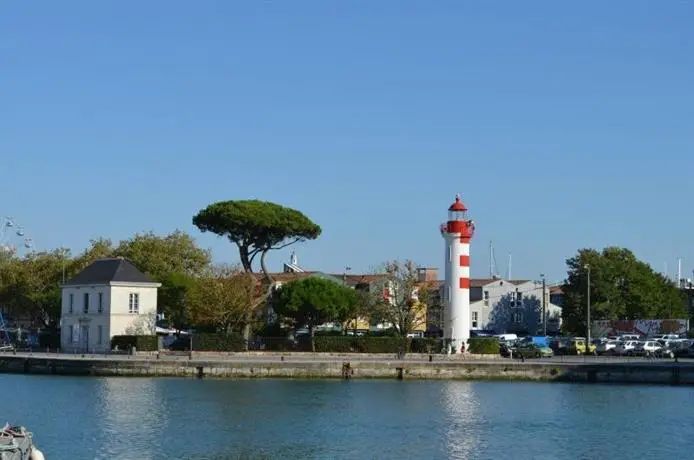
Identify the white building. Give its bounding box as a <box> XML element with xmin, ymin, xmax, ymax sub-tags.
<box><xmin>60</xmin><ymin>258</ymin><xmax>161</xmax><ymax>352</ymax></box>
<box><xmin>469</xmin><ymin>278</ymin><xmax>562</xmax><ymax>334</ymax></box>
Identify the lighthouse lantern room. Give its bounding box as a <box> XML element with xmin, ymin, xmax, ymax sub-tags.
<box><xmin>440</xmin><ymin>194</ymin><xmax>475</xmax><ymax>353</ymax></box>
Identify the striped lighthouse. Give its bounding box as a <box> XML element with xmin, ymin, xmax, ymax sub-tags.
<box><xmin>440</xmin><ymin>195</ymin><xmax>475</xmax><ymax>353</ymax></box>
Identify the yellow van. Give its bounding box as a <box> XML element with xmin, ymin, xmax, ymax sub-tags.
<box><xmin>570</xmin><ymin>337</ymin><xmax>597</xmax><ymax>355</ymax></box>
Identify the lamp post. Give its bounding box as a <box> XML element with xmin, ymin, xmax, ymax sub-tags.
<box><xmin>61</xmin><ymin>248</ymin><xmax>68</xmax><ymax>285</ymax></box>
<box><xmin>585</xmin><ymin>264</ymin><xmax>591</xmax><ymax>347</ymax></box>
<box><xmin>541</xmin><ymin>273</ymin><xmax>547</xmax><ymax>336</ymax></box>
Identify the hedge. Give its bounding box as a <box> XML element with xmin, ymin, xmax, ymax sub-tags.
<box><xmin>174</xmin><ymin>335</ymin><xmax>445</xmax><ymax>354</ymax></box>
<box><xmin>312</xmin><ymin>336</ymin><xmax>408</xmax><ymax>353</ymax></box>
<box><xmin>192</xmin><ymin>333</ymin><xmax>245</xmax><ymax>352</ymax></box>
<box><xmin>467</xmin><ymin>337</ymin><xmax>500</xmax><ymax>354</ymax></box>
<box><xmin>410</xmin><ymin>338</ymin><xmax>441</xmax><ymax>353</ymax></box>
<box><xmin>111</xmin><ymin>335</ymin><xmax>158</xmax><ymax>351</ymax></box>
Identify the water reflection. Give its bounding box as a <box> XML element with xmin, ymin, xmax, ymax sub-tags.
<box><xmin>3</xmin><ymin>376</ymin><xmax>694</xmax><ymax>459</ymax></box>
<box><xmin>440</xmin><ymin>382</ymin><xmax>480</xmax><ymax>459</ymax></box>
<box><xmin>95</xmin><ymin>378</ymin><xmax>167</xmax><ymax>459</ymax></box>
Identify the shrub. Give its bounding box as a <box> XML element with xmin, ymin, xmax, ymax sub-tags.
<box><xmin>410</xmin><ymin>337</ymin><xmax>441</xmax><ymax>354</ymax></box>
<box><xmin>260</xmin><ymin>337</ymin><xmax>296</xmax><ymax>351</ymax></box>
<box><xmin>314</xmin><ymin>330</ymin><xmax>345</xmax><ymax>337</ymax></box>
<box><xmin>468</xmin><ymin>337</ymin><xmax>500</xmax><ymax>354</ymax></box>
<box><xmin>313</xmin><ymin>336</ymin><xmax>354</xmax><ymax>352</ymax></box>
<box><xmin>111</xmin><ymin>335</ymin><xmax>158</xmax><ymax>351</ymax></box>
<box><xmin>192</xmin><ymin>333</ymin><xmax>245</xmax><ymax>352</ymax></box>
<box><xmin>357</xmin><ymin>337</ymin><xmax>405</xmax><ymax>353</ymax></box>
<box><xmin>293</xmin><ymin>336</ymin><xmax>409</xmax><ymax>353</ymax></box>
<box><xmin>254</xmin><ymin>322</ymin><xmax>290</xmax><ymax>337</ymax></box>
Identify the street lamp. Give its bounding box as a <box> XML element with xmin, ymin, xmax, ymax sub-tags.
<box><xmin>541</xmin><ymin>273</ymin><xmax>547</xmax><ymax>336</ymax></box>
<box><xmin>584</xmin><ymin>264</ymin><xmax>591</xmax><ymax>347</ymax></box>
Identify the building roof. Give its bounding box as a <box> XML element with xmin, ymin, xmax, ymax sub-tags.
<box><xmin>252</xmin><ymin>271</ymin><xmax>388</xmax><ymax>286</ymax></box>
<box><xmin>64</xmin><ymin>258</ymin><xmax>155</xmax><ymax>286</ymax></box>
<box><xmin>254</xmin><ymin>271</ymin><xmax>532</xmax><ymax>290</ymax></box>
<box><xmin>549</xmin><ymin>285</ymin><xmax>565</xmax><ymax>295</ymax></box>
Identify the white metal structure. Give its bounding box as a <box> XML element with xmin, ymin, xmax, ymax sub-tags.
<box><xmin>0</xmin><ymin>216</ymin><xmax>33</xmax><ymax>255</ymax></box>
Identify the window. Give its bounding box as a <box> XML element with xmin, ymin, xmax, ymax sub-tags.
<box><xmin>472</xmin><ymin>311</ymin><xmax>478</xmax><ymax>329</ymax></box>
<box><xmin>98</xmin><ymin>292</ymin><xmax>103</xmax><ymax>314</ymax></box>
<box><xmin>483</xmin><ymin>291</ymin><xmax>489</xmax><ymax>306</ymax></box>
<box><xmin>512</xmin><ymin>311</ymin><xmax>524</xmax><ymax>324</ymax></box>
<box><xmin>68</xmin><ymin>326</ymin><xmax>73</xmax><ymax>343</ymax></box>
<box><xmin>69</xmin><ymin>293</ymin><xmax>74</xmax><ymax>314</ymax></box>
<box><xmin>448</xmin><ymin>246</ymin><xmax>452</xmax><ymax>262</ymax></box>
<box><xmin>97</xmin><ymin>325</ymin><xmax>103</xmax><ymax>345</ymax></box>
<box><xmin>83</xmin><ymin>293</ymin><xmax>89</xmax><ymax>314</ymax></box>
<box><xmin>129</xmin><ymin>293</ymin><xmax>140</xmax><ymax>314</ymax></box>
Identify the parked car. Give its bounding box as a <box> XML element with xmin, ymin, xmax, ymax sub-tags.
<box><xmin>652</xmin><ymin>334</ymin><xmax>680</xmax><ymax>341</ymax></box>
<box><xmin>548</xmin><ymin>338</ymin><xmax>568</xmax><ymax>355</ymax></box>
<box><xmin>674</xmin><ymin>343</ymin><xmax>694</xmax><ymax>358</ymax></box>
<box><xmin>597</xmin><ymin>340</ymin><xmax>620</xmax><ymax>355</ymax></box>
<box><xmin>499</xmin><ymin>342</ymin><xmax>517</xmax><ymax>358</ymax></box>
<box><xmin>514</xmin><ymin>343</ymin><xmax>553</xmax><ymax>359</ymax></box>
<box><xmin>569</xmin><ymin>338</ymin><xmax>597</xmax><ymax>355</ymax></box>
<box><xmin>654</xmin><ymin>347</ymin><xmax>675</xmax><ymax>358</ymax></box>
<box><xmin>617</xmin><ymin>334</ymin><xmax>640</xmax><ymax>342</ymax></box>
<box><xmin>631</xmin><ymin>340</ymin><xmax>662</xmax><ymax>357</ymax></box>
<box><xmin>614</xmin><ymin>340</ymin><xmax>638</xmax><ymax>356</ymax></box>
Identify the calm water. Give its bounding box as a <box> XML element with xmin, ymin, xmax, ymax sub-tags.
<box><xmin>2</xmin><ymin>376</ymin><xmax>693</xmax><ymax>459</ymax></box>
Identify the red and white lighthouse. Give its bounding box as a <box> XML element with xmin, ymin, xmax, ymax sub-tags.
<box><xmin>440</xmin><ymin>195</ymin><xmax>475</xmax><ymax>352</ymax></box>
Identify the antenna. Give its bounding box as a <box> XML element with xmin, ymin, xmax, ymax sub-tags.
<box><xmin>489</xmin><ymin>241</ymin><xmax>500</xmax><ymax>279</ymax></box>
<box><xmin>678</xmin><ymin>257</ymin><xmax>682</xmax><ymax>286</ymax></box>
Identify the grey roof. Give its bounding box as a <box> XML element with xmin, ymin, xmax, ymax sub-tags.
<box><xmin>64</xmin><ymin>258</ymin><xmax>155</xmax><ymax>286</ymax></box>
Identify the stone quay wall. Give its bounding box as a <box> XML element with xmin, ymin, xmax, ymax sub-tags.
<box><xmin>2</xmin><ymin>353</ymin><xmax>694</xmax><ymax>385</ymax></box>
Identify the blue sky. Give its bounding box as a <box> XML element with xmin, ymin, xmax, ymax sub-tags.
<box><xmin>1</xmin><ymin>1</ymin><xmax>693</xmax><ymax>284</ymax></box>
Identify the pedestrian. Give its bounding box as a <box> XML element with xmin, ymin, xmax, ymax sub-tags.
<box><xmin>460</xmin><ymin>342</ymin><xmax>466</xmax><ymax>354</ymax></box>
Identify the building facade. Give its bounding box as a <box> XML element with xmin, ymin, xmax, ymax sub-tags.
<box><xmin>60</xmin><ymin>258</ymin><xmax>160</xmax><ymax>352</ymax></box>
<box><xmin>469</xmin><ymin>278</ymin><xmax>562</xmax><ymax>334</ymax></box>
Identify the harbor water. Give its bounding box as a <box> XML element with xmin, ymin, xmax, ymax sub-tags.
<box><xmin>2</xmin><ymin>375</ymin><xmax>693</xmax><ymax>459</ymax></box>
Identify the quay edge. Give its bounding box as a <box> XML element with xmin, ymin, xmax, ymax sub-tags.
<box><xmin>2</xmin><ymin>355</ymin><xmax>694</xmax><ymax>385</ymax></box>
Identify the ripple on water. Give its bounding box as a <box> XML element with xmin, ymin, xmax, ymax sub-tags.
<box><xmin>2</xmin><ymin>377</ymin><xmax>694</xmax><ymax>459</ymax></box>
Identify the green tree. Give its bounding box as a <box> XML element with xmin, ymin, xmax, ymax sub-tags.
<box><xmin>562</xmin><ymin>247</ymin><xmax>685</xmax><ymax>335</ymax></box>
<box><xmin>68</xmin><ymin>238</ymin><xmax>114</xmax><ymax>276</ymax></box>
<box><xmin>192</xmin><ymin>200</ymin><xmax>321</xmax><ymax>346</ymax></box>
<box><xmin>114</xmin><ymin>231</ymin><xmax>212</xmax><ymax>328</ymax></box>
<box><xmin>192</xmin><ymin>200</ymin><xmax>321</xmax><ymax>279</ymax></box>
<box><xmin>114</xmin><ymin>230</ymin><xmax>211</xmax><ymax>280</ymax></box>
<box><xmin>186</xmin><ymin>264</ymin><xmax>255</xmax><ymax>333</ymax></box>
<box><xmin>271</xmin><ymin>277</ymin><xmax>357</xmax><ymax>351</ymax></box>
<box><xmin>158</xmin><ymin>272</ymin><xmax>196</xmax><ymax>330</ymax></box>
<box><xmin>0</xmin><ymin>250</ymin><xmax>66</xmax><ymax>326</ymax></box>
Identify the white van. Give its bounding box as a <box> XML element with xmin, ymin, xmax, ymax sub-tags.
<box><xmin>496</xmin><ymin>333</ymin><xmax>518</xmax><ymax>342</ymax></box>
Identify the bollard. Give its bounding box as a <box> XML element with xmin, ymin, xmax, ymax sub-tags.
<box><xmin>342</xmin><ymin>362</ymin><xmax>352</xmax><ymax>380</ymax></box>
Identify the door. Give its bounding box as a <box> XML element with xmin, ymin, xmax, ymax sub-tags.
<box><xmin>81</xmin><ymin>325</ymin><xmax>89</xmax><ymax>352</ymax></box>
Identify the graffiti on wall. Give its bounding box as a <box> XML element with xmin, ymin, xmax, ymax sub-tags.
<box><xmin>592</xmin><ymin>319</ymin><xmax>689</xmax><ymax>337</ymax></box>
